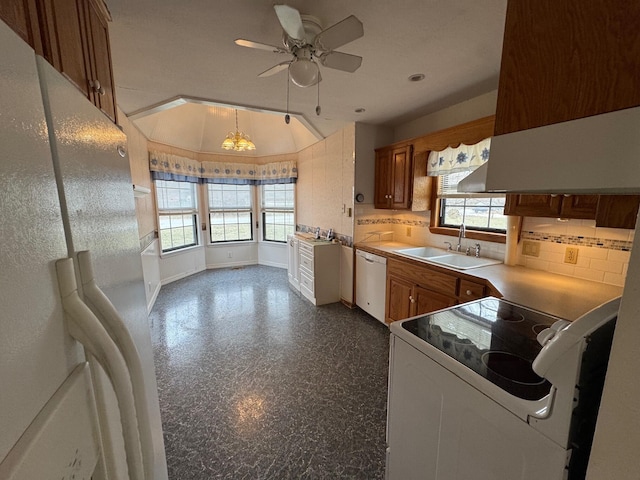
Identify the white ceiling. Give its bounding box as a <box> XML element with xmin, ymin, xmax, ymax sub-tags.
<box><xmin>106</xmin><ymin>0</ymin><xmax>507</xmax><ymax>154</ymax></box>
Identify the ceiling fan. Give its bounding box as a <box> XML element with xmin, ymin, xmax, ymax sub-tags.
<box><xmin>235</xmin><ymin>4</ymin><xmax>364</xmax><ymax>88</ymax></box>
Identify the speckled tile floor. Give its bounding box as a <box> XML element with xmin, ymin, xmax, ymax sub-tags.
<box><xmin>149</xmin><ymin>265</ymin><xmax>390</xmax><ymax>479</ymax></box>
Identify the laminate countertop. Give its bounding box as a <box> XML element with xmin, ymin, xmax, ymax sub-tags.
<box><xmin>355</xmin><ymin>241</ymin><xmax>624</xmax><ymax>321</ymax></box>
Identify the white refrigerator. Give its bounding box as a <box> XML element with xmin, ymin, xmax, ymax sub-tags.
<box><xmin>0</xmin><ymin>21</ymin><xmax>167</xmax><ymax>480</ymax></box>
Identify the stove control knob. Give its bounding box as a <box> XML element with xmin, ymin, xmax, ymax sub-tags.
<box><xmin>536</xmin><ymin>328</ymin><xmax>556</xmax><ymax>346</ymax></box>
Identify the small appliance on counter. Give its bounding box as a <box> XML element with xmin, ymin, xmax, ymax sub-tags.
<box><xmin>386</xmin><ymin>296</ymin><xmax>620</xmax><ymax>480</ymax></box>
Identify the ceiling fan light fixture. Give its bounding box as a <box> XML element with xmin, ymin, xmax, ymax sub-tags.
<box><xmin>289</xmin><ymin>57</ymin><xmax>319</xmax><ymax>87</ymax></box>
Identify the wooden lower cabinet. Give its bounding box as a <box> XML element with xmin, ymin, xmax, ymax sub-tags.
<box><xmin>413</xmin><ymin>285</ymin><xmax>458</xmax><ymax>315</ymax></box>
<box><xmin>385</xmin><ymin>258</ymin><xmax>487</xmax><ymax>324</ymax></box>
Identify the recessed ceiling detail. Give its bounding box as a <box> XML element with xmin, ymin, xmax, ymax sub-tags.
<box><xmin>130</xmin><ymin>98</ymin><xmax>322</xmax><ymax>157</ymax></box>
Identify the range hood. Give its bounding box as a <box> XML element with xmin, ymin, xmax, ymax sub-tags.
<box><xmin>458</xmin><ymin>106</ymin><xmax>640</xmax><ymax>194</ymax></box>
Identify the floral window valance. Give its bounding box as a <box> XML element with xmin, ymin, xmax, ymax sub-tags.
<box><xmin>427</xmin><ymin>137</ymin><xmax>491</xmax><ymax>176</ymax></box>
<box><xmin>149</xmin><ymin>151</ymin><xmax>297</xmax><ymax>185</ymax></box>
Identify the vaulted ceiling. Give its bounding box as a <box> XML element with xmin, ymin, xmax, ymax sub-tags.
<box><xmin>106</xmin><ymin>0</ymin><xmax>507</xmax><ymax>154</ymax></box>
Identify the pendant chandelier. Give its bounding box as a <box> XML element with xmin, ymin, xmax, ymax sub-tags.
<box><xmin>221</xmin><ymin>109</ymin><xmax>256</xmax><ymax>152</ymax></box>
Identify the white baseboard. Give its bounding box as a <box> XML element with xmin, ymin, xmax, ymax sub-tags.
<box><xmin>206</xmin><ymin>260</ymin><xmax>257</xmax><ymax>270</ymax></box>
<box><xmin>161</xmin><ymin>266</ymin><xmax>206</xmax><ymax>285</ymax></box>
<box><xmin>259</xmin><ymin>260</ymin><xmax>287</xmax><ymax>269</ymax></box>
<box><xmin>147</xmin><ymin>282</ymin><xmax>161</xmax><ymax>313</ymax></box>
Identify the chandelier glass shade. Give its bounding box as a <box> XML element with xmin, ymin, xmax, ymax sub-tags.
<box><xmin>221</xmin><ymin>109</ymin><xmax>256</xmax><ymax>151</ymax></box>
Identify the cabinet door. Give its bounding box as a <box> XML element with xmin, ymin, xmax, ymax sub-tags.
<box><xmin>0</xmin><ymin>0</ymin><xmax>37</xmax><ymax>45</ymax></box>
<box><xmin>374</xmin><ymin>148</ymin><xmax>391</xmax><ymax>208</ymax></box>
<box><xmin>504</xmin><ymin>194</ymin><xmax>562</xmax><ymax>217</ymax></box>
<box><xmin>412</xmin><ymin>285</ymin><xmax>457</xmax><ymax>317</ymax></box>
<box><xmin>82</xmin><ymin>0</ymin><xmax>116</xmax><ymax>122</ymax></box>
<box><xmin>39</xmin><ymin>0</ymin><xmax>91</xmax><ymax>99</ymax></box>
<box><xmin>495</xmin><ymin>0</ymin><xmax>640</xmax><ymax>135</ymax></box>
<box><xmin>596</xmin><ymin>195</ymin><xmax>640</xmax><ymax>229</ymax></box>
<box><xmin>391</xmin><ymin>145</ymin><xmax>413</xmax><ymax>209</ymax></box>
<box><xmin>387</xmin><ymin>275</ymin><xmax>413</xmax><ymax>323</ymax></box>
<box><xmin>559</xmin><ymin>194</ymin><xmax>598</xmax><ymax>219</ymax></box>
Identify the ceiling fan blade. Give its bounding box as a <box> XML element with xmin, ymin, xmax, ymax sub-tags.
<box><xmin>315</xmin><ymin>15</ymin><xmax>363</xmax><ymax>51</ymax></box>
<box><xmin>258</xmin><ymin>62</ymin><xmax>291</xmax><ymax>78</ymax></box>
<box><xmin>320</xmin><ymin>51</ymin><xmax>363</xmax><ymax>73</ymax></box>
<box><xmin>274</xmin><ymin>4</ymin><xmax>305</xmax><ymax>41</ymax></box>
<box><xmin>235</xmin><ymin>39</ymin><xmax>288</xmax><ymax>54</ymax></box>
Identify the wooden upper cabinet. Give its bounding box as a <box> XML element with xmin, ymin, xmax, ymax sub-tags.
<box><xmin>504</xmin><ymin>194</ymin><xmax>598</xmax><ymax>220</ymax></box>
<box><xmin>83</xmin><ymin>0</ymin><xmax>117</xmax><ymax>122</ymax></box>
<box><xmin>374</xmin><ymin>144</ymin><xmax>414</xmax><ymax>210</ymax></box>
<box><xmin>0</xmin><ymin>0</ymin><xmax>38</xmax><ymax>45</ymax></box>
<box><xmin>391</xmin><ymin>146</ymin><xmax>412</xmax><ymax>209</ymax></box>
<box><xmin>596</xmin><ymin>196</ymin><xmax>640</xmax><ymax>229</ymax></box>
<box><xmin>559</xmin><ymin>195</ymin><xmax>598</xmax><ymax>220</ymax></box>
<box><xmin>374</xmin><ymin>148</ymin><xmax>392</xmax><ymax>208</ymax></box>
<box><xmin>39</xmin><ymin>0</ymin><xmax>90</xmax><ymax>98</ymax></box>
<box><xmin>505</xmin><ymin>193</ymin><xmax>638</xmax><ymax>228</ymax></box>
<box><xmin>495</xmin><ymin>0</ymin><xmax>640</xmax><ymax>135</ymax></box>
<box><xmin>504</xmin><ymin>195</ymin><xmax>562</xmax><ymax>217</ymax></box>
<box><xmin>1</xmin><ymin>0</ymin><xmax>117</xmax><ymax>123</ymax></box>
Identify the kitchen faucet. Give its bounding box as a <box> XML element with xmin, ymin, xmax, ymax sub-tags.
<box><xmin>456</xmin><ymin>224</ymin><xmax>465</xmax><ymax>252</ymax></box>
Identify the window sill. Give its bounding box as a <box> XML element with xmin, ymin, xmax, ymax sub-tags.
<box><xmin>207</xmin><ymin>240</ymin><xmax>256</xmax><ymax>247</ymax></box>
<box><xmin>429</xmin><ymin>226</ymin><xmax>506</xmax><ymax>244</ymax></box>
<box><xmin>159</xmin><ymin>244</ymin><xmax>203</xmax><ymax>258</ymax></box>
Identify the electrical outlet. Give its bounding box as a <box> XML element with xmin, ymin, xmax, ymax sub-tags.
<box><xmin>227</xmin><ymin>251</ymin><xmax>232</xmax><ymax>258</ymax></box>
<box><xmin>522</xmin><ymin>240</ymin><xmax>540</xmax><ymax>257</ymax></box>
<box><xmin>564</xmin><ymin>247</ymin><xmax>579</xmax><ymax>264</ymax></box>
<box><xmin>406</xmin><ymin>227</ymin><xmax>412</xmax><ymax>237</ymax></box>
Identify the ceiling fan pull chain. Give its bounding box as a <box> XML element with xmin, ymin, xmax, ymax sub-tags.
<box><xmin>316</xmin><ymin>78</ymin><xmax>321</xmax><ymax>116</ymax></box>
<box><xmin>285</xmin><ymin>68</ymin><xmax>291</xmax><ymax>124</ymax></box>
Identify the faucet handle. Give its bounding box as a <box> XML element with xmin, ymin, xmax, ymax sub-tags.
<box><xmin>474</xmin><ymin>243</ymin><xmax>481</xmax><ymax>258</ymax></box>
<box><xmin>444</xmin><ymin>241</ymin><xmax>453</xmax><ymax>251</ymax></box>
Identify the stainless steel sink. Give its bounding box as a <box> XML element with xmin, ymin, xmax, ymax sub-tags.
<box><xmin>394</xmin><ymin>246</ymin><xmax>448</xmax><ymax>258</ymax></box>
<box><xmin>394</xmin><ymin>247</ymin><xmax>502</xmax><ymax>270</ymax></box>
<box><xmin>424</xmin><ymin>254</ymin><xmax>502</xmax><ymax>270</ymax></box>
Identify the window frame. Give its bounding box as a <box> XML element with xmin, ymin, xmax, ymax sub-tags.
<box><xmin>155</xmin><ymin>180</ymin><xmax>199</xmax><ymax>253</ymax></box>
<box><xmin>260</xmin><ymin>183</ymin><xmax>295</xmax><ymax>243</ymax></box>
<box><xmin>206</xmin><ymin>183</ymin><xmax>254</xmax><ymax>244</ymax></box>
<box><xmin>429</xmin><ymin>176</ymin><xmax>507</xmax><ymax>244</ymax></box>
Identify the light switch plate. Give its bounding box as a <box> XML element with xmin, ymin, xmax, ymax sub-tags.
<box><xmin>522</xmin><ymin>240</ymin><xmax>540</xmax><ymax>257</ymax></box>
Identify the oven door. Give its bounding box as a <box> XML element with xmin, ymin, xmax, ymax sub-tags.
<box><xmin>386</xmin><ymin>334</ymin><xmax>568</xmax><ymax>480</ymax></box>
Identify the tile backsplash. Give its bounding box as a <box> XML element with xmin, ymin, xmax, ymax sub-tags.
<box><xmin>354</xmin><ymin>205</ymin><xmax>634</xmax><ymax>287</ymax></box>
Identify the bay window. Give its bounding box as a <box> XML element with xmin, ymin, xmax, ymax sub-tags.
<box><xmin>155</xmin><ymin>180</ymin><xmax>198</xmax><ymax>252</ymax></box>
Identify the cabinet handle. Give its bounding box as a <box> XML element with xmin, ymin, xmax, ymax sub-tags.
<box><xmin>409</xmin><ymin>295</ymin><xmax>415</xmax><ymax>304</ymax></box>
<box><xmin>466</xmin><ymin>289</ymin><xmax>473</xmax><ymax>296</ymax></box>
<box><xmin>91</xmin><ymin>79</ymin><xmax>106</xmax><ymax>96</ymax></box>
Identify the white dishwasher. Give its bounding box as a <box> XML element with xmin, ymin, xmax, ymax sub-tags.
<box><xmin>355</xmin><ymin>249</ymin><xmax>387</xmax><ymax>324</ymax></box>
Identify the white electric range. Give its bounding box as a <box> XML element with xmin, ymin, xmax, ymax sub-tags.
<box><xmin>386</xmin><ymin>296</ymin><xmax>620</xmax><ymax>480</ymax></box>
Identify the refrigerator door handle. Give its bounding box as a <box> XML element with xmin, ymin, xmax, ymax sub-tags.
<box><xmin>76</xmin><ymin>250</ymin><xmax>154</xmax><ymax>480</ymax></box>
<box><xmin>56</xmin><ymin>258</ymin><xmax>145</xmax><ymax>480</ymax></box>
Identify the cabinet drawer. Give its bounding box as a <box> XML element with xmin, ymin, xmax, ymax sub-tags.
<box><xmin>299</xmin><ymin>253</ymin><xmax>314</xmax><ymax>274</ymax></box>
<box><xmin>300</xmin><ymin>271</ymin><xmax>314</xmax><ymax>293</ymax></box>
<box><xmin>459</xmin><ymin>280</ymin><xmax>486</xmax><ymax>302</ymax></box>
<box><xmin>298</xmin><ymin>241</ymin><xmax>314</xmax><ymax>257</ymax></box>
<box><xmin>388</xmin><ymin>259</ymin><xmax>458</xmax><ymax>296</ymax></box>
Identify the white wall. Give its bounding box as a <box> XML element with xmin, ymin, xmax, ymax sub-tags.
<box><xmin>141</xmin><ymin>239</ymin><xmax>162</xmax><ymax>312</ymax></box>
<box><xmin>159</xmin><ymin>246</ymin><xmax>206</xmax><ymax>284</ymax></box>
<box><xmin>393</xmin><ymin>90</ymin><xmax>498</xmax><ymax>142</ymax></box>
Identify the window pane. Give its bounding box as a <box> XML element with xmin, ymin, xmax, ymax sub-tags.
<box><xmin>155</xmin><ymin>180</ymin><xmax>198</xmax><ymax>252</ymax></box>
<box><xmin>158</xmin><ymin>213</ymin><xmax>197</xmax><ymax>252</ymax></box>
<box><xmin>208</xmin><ymin>184</ymin><xmax>254</xmax><ymax>243</ymax></box>
<box><xmin>437</xmin><ymin>171</ymin><xmax>506</xmax><ymax>234</ymax></box>
<box><xmin>262</xmin><ymin>183</ymin><xmax>295</xmax><ymax>242</ymax></box>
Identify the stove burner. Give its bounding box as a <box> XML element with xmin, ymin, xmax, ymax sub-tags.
<box><xmin>482</xmin><ymin>351</ymin><xmax>546</xmax><ymax>385</ymax></box>
<box><xmin>495</xmin><ymin>305</ymin><xmax>525</xmax><ymax>323</ymax></box>
<box><xmin>532</xmin><ymin>324</ymin><xmax>548</xmax><ymax>335</ymax></box>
